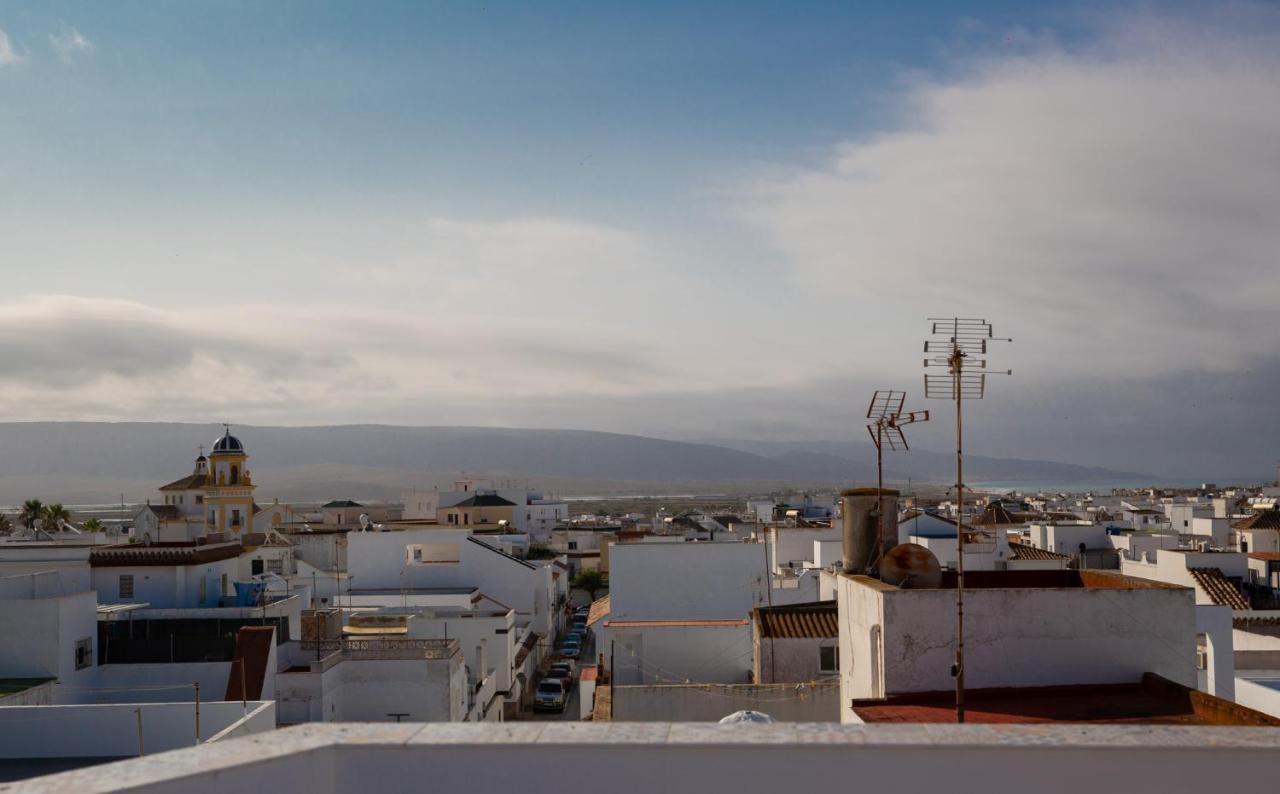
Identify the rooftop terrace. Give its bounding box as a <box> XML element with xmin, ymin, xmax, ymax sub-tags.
<box><xmin>13</xmin><ymin>722</ymin><xmax>1280</xmax><ymax>794</ymax></box>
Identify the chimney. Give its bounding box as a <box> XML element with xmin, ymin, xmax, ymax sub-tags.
<box><xmin>841</xmin><ymin>487</ymin><xmax>900</xmax><ymax>576</ymax></box>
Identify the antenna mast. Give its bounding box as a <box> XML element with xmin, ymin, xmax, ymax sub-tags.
<box><xmin>865</xmin><ymin>390</ymin><xmax>929</xmax><ymax>572</ymax></box>
<box><xmin>924</xmin><ymin>317</ymin><xmax>1010</xmax><ymax>724</ymax></box>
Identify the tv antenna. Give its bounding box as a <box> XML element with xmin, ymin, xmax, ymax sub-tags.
<box><xmin>923</xmin><ymin>317</ymin><xmax>1011</xmax><ymax>725</ymax></box>
<box><xmin>865</xmin><ymin>390</ymin><xmax>929</xmax><ymax>569</ymax></box>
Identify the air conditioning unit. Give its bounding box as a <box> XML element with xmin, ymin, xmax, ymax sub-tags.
<box><xmin>1195</xmin><ymin>647</ymin><xmax>1207</xmax><ymax>671</ymax></box>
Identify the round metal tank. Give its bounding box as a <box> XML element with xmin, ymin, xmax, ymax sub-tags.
<box><xmin>840</xmin><ymin>487</ymin><xmax>900</xmax><ymax>575</ymax></box>
<box><xmin>880</xmin><ymin>543</ymin><xmax>943</xmax><ymax>589</ymax></box>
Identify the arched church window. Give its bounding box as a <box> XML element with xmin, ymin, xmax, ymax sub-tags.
<box><xmin>230</xmin><ymin>465</ymin><xmax>239</xmax><ymax>485</ymax></box>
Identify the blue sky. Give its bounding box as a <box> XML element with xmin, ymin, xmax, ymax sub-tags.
<box><xmin>1</xmin><ymin>1</ymin><xmax>1278</xmax><ymax>479</ymax></box>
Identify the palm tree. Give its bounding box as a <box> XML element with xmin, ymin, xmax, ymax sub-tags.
<box><xmin>0</xmin><ymin>514</ymin><xmax>11</xmax><ymax>535</ymax></box>
<box><xmin>82</xmin><ymin>517</ymin><xmax>104</xmax><ymax>533</ymax></box>
<box><xmin>42</xmin><ymin>503</ymin><xmax>71</xmax><ymax>529</ymax></box>
<box><xmin>18</xmin><ymin>499</ymin><xmax>44</xmax><ymax>530</ymax></box>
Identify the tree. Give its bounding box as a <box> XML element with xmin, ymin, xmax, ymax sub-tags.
<box><xmin>43</xmin><ymin>503</ymin><xmax>71</xmax><ymax>529</ymax></box>
<box><xmin>82</xmin><ymin>517</ymin><xmax>104</xmax><ymax>533</ymax></box>
<box><xmin>0</xmin><ymin>514</ymin><xmax>11</xmax><ymax>535</ymax></box>
<box><xmin>571</xmin><ymin>569</ymin><xmax>608</xmax><ymax>600</ymax></box>
<box><xmin>18</xmin><ymin>499</ymin><xmax>44</xmax><ymax>530</ymax></box>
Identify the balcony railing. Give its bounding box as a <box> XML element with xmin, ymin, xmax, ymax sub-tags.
<box><xmin>299</xmin><ymin>638</ymin><xmax>459</xmax><ymax>661</ymax></box>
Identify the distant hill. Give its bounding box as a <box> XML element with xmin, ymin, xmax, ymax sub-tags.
<box><xmin>0</xmin><ymin>422</ymin><xmax>1153</xmax><ymax>505</ymax></box>
<box><xmin>699</xmin><ymin>439</ymin><xmax>1153</xmax><ymax>487</ymax></box>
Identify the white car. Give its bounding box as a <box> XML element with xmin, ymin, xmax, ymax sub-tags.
<box><xmin>534</xmin><ymin>679</ymin><xmax>567</xmax><ymax>712</ymax></box>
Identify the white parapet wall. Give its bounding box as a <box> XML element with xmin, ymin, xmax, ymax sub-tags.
<box><xmin>0</xmin><ymin>701</ymin><xmax>275</xmax><ymax>760</ymax></box>
<box><xmin>14</xmin><ymin>722</ymin><xmax>1280</xmax><ymax>794</ymax></box>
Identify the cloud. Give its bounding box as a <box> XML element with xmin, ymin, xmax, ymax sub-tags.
<box><xmin>0</xmin><ymin>26</ymin><xmax>26</xmax><ymax>66</ymax></box>
<box><xmin>49</xmin><ymin>27</ymin><xmax>93</xmax><ymax>63</ymax></box>
<box><xmin>743</xmin><ymin>10</ymin><xmax>1280</xmax><ymax>380</ymax></box>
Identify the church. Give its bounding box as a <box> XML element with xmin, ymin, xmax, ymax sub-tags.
<box><xmin>134</xmin><ymin>427</ymin><xmax>300</xmax><ymax>544</ymax></box>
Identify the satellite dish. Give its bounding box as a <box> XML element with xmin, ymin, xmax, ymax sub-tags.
<box><xmin>881</xmin><ymin>543</ymin><xmax>942</xmax><ymax>589</ymax></box>
<box><xmin>358</xmin><ymin>514</ymin><xmax>371</xmax><ymax>532</ymax></box>
<box><xmin>719</xmin><ymin>710</ymin><xmax>775</xmax><ymax>724</ymax></box>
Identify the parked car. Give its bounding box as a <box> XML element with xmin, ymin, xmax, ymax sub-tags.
<box><xmin>572</xmin><ymin>618</ymin><xmax>588</xmax><ymax>634</ymax></box>
<box><xmin>547</xmin><ymin>662</ymin><xmax>574</xmax><ymax>685</ymax></box>
<box><xmin>559</xmin><ymin>641</ymin><xmax>582</xmax><ymax>659</ymax></box>
<box><xmin>534</xmin><ymin>679</ymin><xmax>568</xmax><ymax>712</ymax></box>
<box><xmin>565</xmin><ymin>631</ymin><xmax>583</xmax><ymax>646</ymax></box>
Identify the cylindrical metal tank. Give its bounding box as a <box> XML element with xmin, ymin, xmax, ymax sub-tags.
<box><xmin>840</xmin><ymin>487</ymin><xmax>899</xmax><ymax>575</ymax></box>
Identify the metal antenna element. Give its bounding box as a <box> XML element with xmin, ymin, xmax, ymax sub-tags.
<box><xmin>923</xmin><ymin>317</ymin><xmax>1011</xmax><ymax>725</ymax></box>
<box><xmin>865</xmin><ymin>390</ymin><xmax>929</xmax><ymax>571</ymax></box>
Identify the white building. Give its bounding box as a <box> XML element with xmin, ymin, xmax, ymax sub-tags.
<box><xmin>836</xmin><ymin>569</ymin><xmax>1213</xmax><ymax>722</ymax></box>
<box><xmin>596</xmin><ymin>541</ymin><xmax>770</xmax><ymax>685</ymax></box>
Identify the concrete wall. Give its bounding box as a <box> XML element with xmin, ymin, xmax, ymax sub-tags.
<box><xmin>755</xmin><ymin>636</ymin><xmax>837</xmax><ymax>684</ymax></box>
<box><xmin>837</xmin><ymin>575</ymin><xmax>1197</xmax><ymax>720</ymax></box>
<box><xmin>277</xmin><ymin>655</ymin><xmax>464</xmax><ymax>723</ymax></box>
<box><xmin>0</xmin><ymin>701</ymin><xmax>274</xmax><ymax>759</ymax></box>
<box><xmin>606</xmin><ymin>623</ymin><xmax>752</xmax><ymax>685</ymax></box>
<box><xmin>91</xmin><ymin>662</ymin><xmax>232</xmax><ymax>704</ymax></box>
<box><xmin>610</xmin><ymin>682</ymin><xmax>838</xmax><ymax>721</ymax></box>
<box><xmin>609</xmin><ymin>542</ymin><xmax>770</xmax><ymax>621</ymax></box>
<box><xmin>1235</xmin><ymin>677</ymin><xmax>1280</xmax><ymax>720</ymax></box>
<box><xmin>93</xmin><ymin>557</ymin><xmax>241</xmax><ymax>609</ymax></box>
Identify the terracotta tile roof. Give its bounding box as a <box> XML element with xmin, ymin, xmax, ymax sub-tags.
<box><xmin>1187</xmin><ymin>567</ymin><xmax>1250</xmax><ymax>610</ymax></box>
<box><xmin>586</xmin><ymin>595</ymin><xmax>610</xmax><ymax>627</ymax></box>
<box><xmin>1008</xmin><ymin>541</ymin><xmax>1071</xmax><ymax>561</ymax></box>
<box><xmin>972</xmin><ymin>503</ymin><xmax>1037</xmax><ymax>527</ymax></box>
<box><xmin>1248</xmin><ymin>552</ymin><xmax>1280</xmax><ymax>561</ymax></box>
<box><xmin>514</xmin><ymin>631</ymin><xmax>540</xmax><ymax>667</ymax></box>
<box><xmin>1233</xmin><ymin>510</ymin><xmax>1280</xmax><ymax>530</ymax></box>
<box><xmin>90</xmin><ymin>542</ymin><xmax>243</xmax><ymax>568</ymax></box>
<box><xmin>754</xmin><ymin>601</ymin><xmax>838</xmax><ymax>639</ymax></box>
<box><xmin>159</xmin><ymin>474</ymin><xmax>209</xmax><ymax>491</ymax></box>
<box><xmin>603</xmin><ymin>619</ymin><xmax>749</xmax><ymax>628</ymax></box>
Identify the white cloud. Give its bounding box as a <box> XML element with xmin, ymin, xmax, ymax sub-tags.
<box><xmin>0</xmin><ymin>26</ymin><xmax>26</xmax><ymax>66</ymax></box>
<box><xmin>49</xmin><ymin>26</ymin><xmax>93</xmax><ymax>63</ymax></box>
<box><xmin>744</xmin><ymin>12</ymin><xmax>1280</xmax><ymax>379</ymax></box>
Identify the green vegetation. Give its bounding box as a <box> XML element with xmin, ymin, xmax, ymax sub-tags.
<box><xmin>82</xmin><ymin>517</ymin><xmax>104</xmax><ymax>533</ymax></box>
<box><xmin>18</xmin><ymin>499</ymin><xmax>44</xmax><ymax>530</ymax></box>
<box><xmin>525</xmin><ymin>545</ymin><xmax>557</xmax><ymax>560</ymax></box>
<box><xmin>571</xmin><ymin>569</ymin><xmax>608</xmax><ymax>600</ymax></box>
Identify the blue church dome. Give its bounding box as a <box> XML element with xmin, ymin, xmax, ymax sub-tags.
<box><xmin>211</xmin><ymin>429</ymin><xmax>245</xmax><ymax>455</ymax></box>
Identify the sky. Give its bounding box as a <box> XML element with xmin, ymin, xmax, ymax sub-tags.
<box><xmin>0</xmin><ymin>1</ymin><xmax>1278</xmax><ymax>480</ymax></box>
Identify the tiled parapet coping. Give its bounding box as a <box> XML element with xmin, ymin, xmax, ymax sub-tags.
<box><xmin>11</xmin><ymin>722</ymin><xmax>1280</xmax><ymax>793</ymax></box>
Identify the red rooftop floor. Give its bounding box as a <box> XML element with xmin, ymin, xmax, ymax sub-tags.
<box><xmin>851</xmin><ymin>675</ymin><xmax>1280</xmax><ymax>726</ymax></box>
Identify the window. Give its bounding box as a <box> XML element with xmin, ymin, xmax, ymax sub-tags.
<box><xmin>251</xmin><ymin>559</ymin><xmax>264</xmax><ymax>575</ymax></box>
<box><xmin>75</xmin><ymin>638</ymin><xmax>93</xmax><ymax>670</ymax></box>
<box><xmin>568</xmin><ymin>541</ymin><xmax>578</xmax><ymax>550</ymax></box>
<box><xmin>819</xmin><ymin>646</ymin><xmax>838</xmax><ymax>673</ymax></box>
<box><xmin>231</xmin><ymin>509</ymin><xmax>241</xmax><ymax>527</ymax></box>
<box><xmin>119</xmin><ymin>574</ymin><xmax>134</xmax><ymax>599</ymax></box>
<box><xmin>267</xmin><ymin>558</ymin><xmax>284</xmax><ymax>575</ymax></box>
<box><xmin>230</xmin><ymin>465</ymin><xmax>239</xmax><ymax>485</ymax></box>
<box><xmin>195</xmin><ymin>495</ymin><xmax>204</xmax><ymax>504</ymax></box>
<box><xmin>221</xmin><ymin>573</ymin><xmax>228</xmax><ymax>597</ymax></box>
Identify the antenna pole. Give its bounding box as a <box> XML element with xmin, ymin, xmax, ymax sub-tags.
<box><xmin>952</xmin><ymin>341</ymin><xmax>966</xmax><ymax>725</ymax></box>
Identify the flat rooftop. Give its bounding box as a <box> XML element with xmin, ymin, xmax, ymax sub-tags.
<box><xmin>851</xmin><ymin>675</ymin><xmax>1280</xmax><ymax>726</ymax></box>
<box><xmin>16</xmin><ymin>722</ymin><xmax>1280</xmax><ymax>794</ymax></box>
